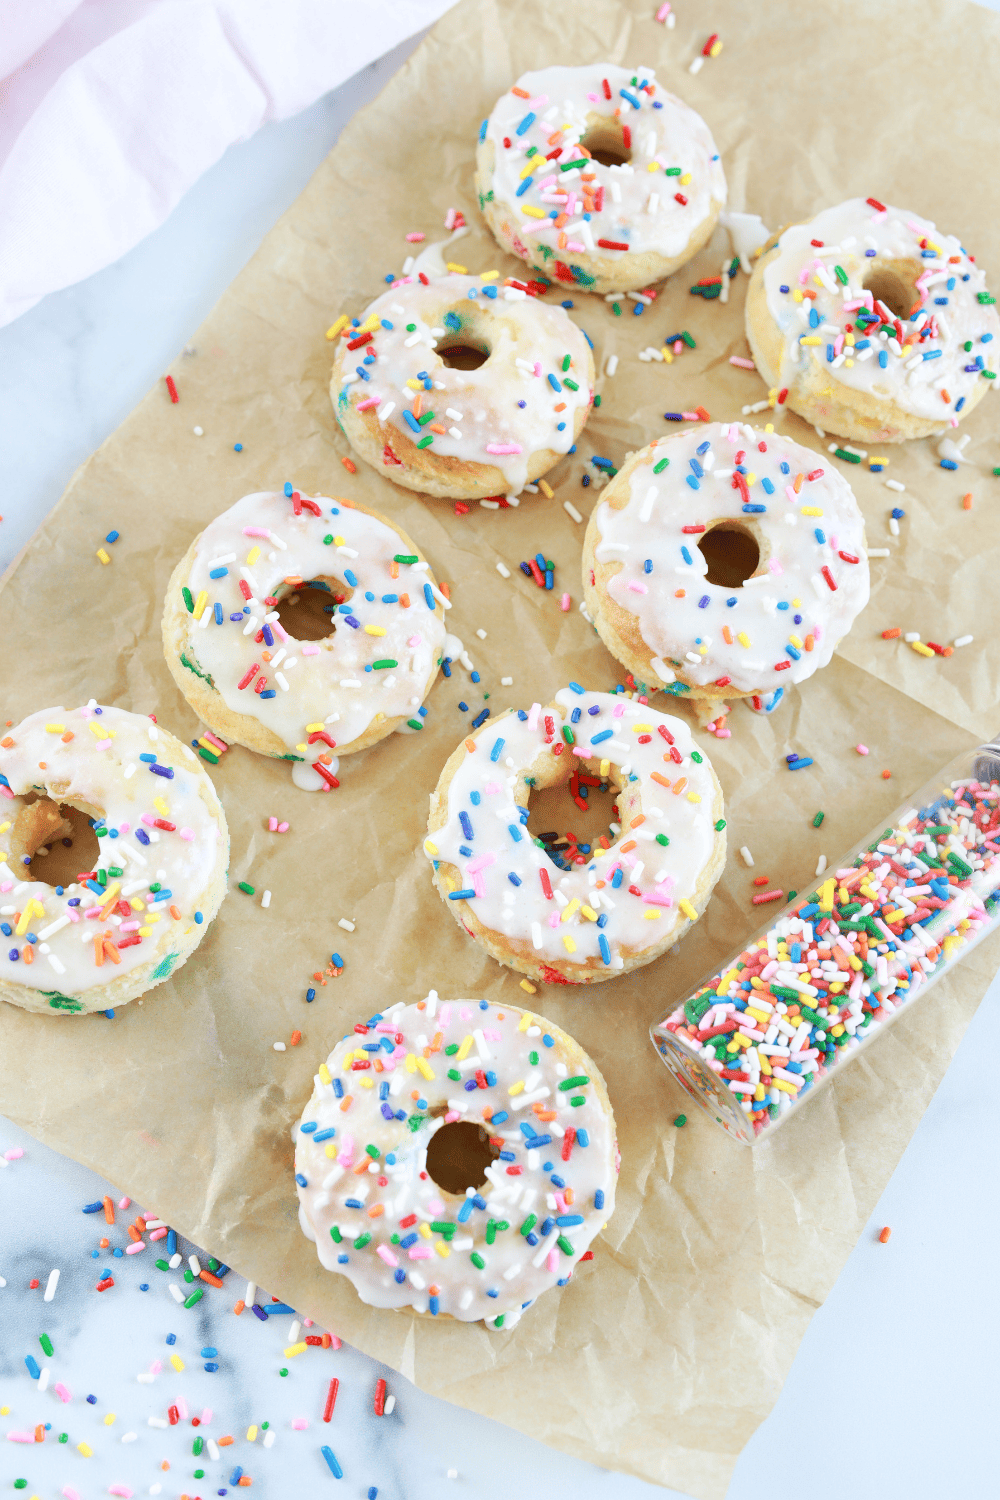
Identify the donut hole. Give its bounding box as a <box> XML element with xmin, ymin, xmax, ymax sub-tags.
<box><xmin>697</xmin><ymin>522</ymin><xmax>761</xmax><ymax>589</ymax></box>
<box><xmin>13</xmin><ymin>797</ymin><xmax>102</xmax><ymax>889</ymax></box>
<box><xmin>862</xmin><ymin>262</ymin><xmax>921</xmax><ymax>322</ymax></box>
<box><xmin>272</xmin><ymin>575</ymin><xmax>351</xmax><ymax>642</ymax></box>
<box><xmin>579</xmin><ymin>121</ymin><xmax>631</xmax><ymax>168</ymax></box>
<box><xmin>437</xmin><ymin>342</ymin><xmax>491</xmax><ymax>371</ymax></box>
<box><xmin>424</xmin><ymin>1119</ymin><xmax>499</xmax><ymax>1195</ymax></box>
<box><xmin>525</xmin><ymin>768</ymin><xmax>620</xmax><ymax>869</ymax></box>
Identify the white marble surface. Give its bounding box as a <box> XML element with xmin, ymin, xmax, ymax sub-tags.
<box><xmin>2</xmin><ymin>20</ymin><xmax>1000</xmax><ymax>1500</ymax></box>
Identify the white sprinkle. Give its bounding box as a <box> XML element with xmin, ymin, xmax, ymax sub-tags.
<box><xmin>384</xmin><ymin>1395</ymin><xmax>396</xmax><ymax>1414</ymax></box>
<box><xmin>496</xmin><ymin>562</ymin><xmax>511</xmax><ymax>579</ymax></box>
<box><xmin>563</xmin><ymin>500</ymin><xmax>583</xmax><ymax>523</ymax></box>
<box><xmin>604</xmin><ymin>354</ymin><xmax>618</xmax><ymax>376</ymax></box>
<box><xmin>121</xmin><ymin>1431</ymin><xmax>138</xmax><ymax>1442</ymax></box>
<box><xmin>193</xmin><ymin>426</ymin><xmax>204</xmax><ymax>436</ymax></box>
<box><xmin>148</xmin><ymin>1416</ymin><xmax>169</xmax><ymax>1428</ymax></box>
<box><xmin>904</xmin><ymin>632</ymin><xmax>920</xmax><ymax>643</ymax></box>
<box><xmin>447</xmin><ymin>1471</ymin><xmax>459</xmax><ymax>1480</ymax></box>
<box><xmin>167</xmin><ymin>1283</ymin><xmax>184</xmax><ymax>1304</ymax></box>
<box><xmin>638</xmin><ymin>485</ymin><xmax>658</xmax><ymax>522</ymax></box>
<box><xmin>188</xmin><ymin>1254</ymin><xmax>201</xmax><ymax>1276</ymax></box>
<box><xmin>501</xmin><ymin>676</ymin><xmax>513</xmax><ymax>686</ymax></box>
<box><xmin>338</xmin><ymin>918</ymin><xmax>356</xmax><ymax>932</ymax></box>
<box><xmin>889</xmin><ymin>518</ymin><xmax>900</xmax><ymax>536</ymax></box>
<box><xmin>740</xmin><ymin>846</ymin><xmax>754</xmax><ymax>867</ymax></box>
<box><xmin>44</xmin><ymin>1268</ymin><xmax>60</xmax><ymax>1301</ymax></box>
<box><xmin>816</xmin><ymin>855</ymin><xmax>828</xmax><ymax>876</ymax></box>
<box><xmin>476</xmin><ymin>628</ymin><xmax>488</xmax><ymax>640</ymax></box>
<box><xmin>689</xmin><ymin>54</ymin><xmax>704</xmax><ymax>73</ymax></box>
<box><xmin>136</xmin><ymin>1373</ymin><xmax>155</xmax><ymax>1384</ymax></box>
<box><xmin>168</xmin><ymin>1253</ymin><xmax>182</xmax><ymax>1270</ymax></box>
<box><xmin>866</xmin><ymin>548</ymin><xmax>890</xmax><ymax>557</ymax></box>
<box><xmin>885</xmin><ymin>479</ymin><xmax>906</xmax><ymax>492</ymax></box>
<box><xmin>377</xmin><ymin>400</ymin><xmax>395</xmax><ymax>422</ymax></box>
<box><xmin>264</xmin><ymin>1429</ymin><xmax>276</xmax><ymax>1447</ymax></box>
<box><xmin>261</xmin><ymin>890</ymin><xmax>271</xmax><ymax>909</ymax></box>
<box><xmin>954</xmin><ymin>634</ymin><xmax>974</xmax><ymax>647</ymax></box>
<box><xmin>274</xmin><ymin>1041</ymin><xmax>286</xmax><ymax>1052</ymax></box>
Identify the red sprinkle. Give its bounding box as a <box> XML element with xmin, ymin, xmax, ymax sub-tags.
<box><xmin>602</xmin><ymin>77</ymin><xmax>612</xmax><ymax>100</ymax></box>
<box><xmin>561</xmin><ymin>1127</ymin><xmax>576</xmax><ymax>1162</ymax></box>
<box><xmin>867</xmin><ymin>197</ymin><xmax>887</xmax><ymax>212</ymax></box>
<box><xmin>752</xmin><ymin>889</ymin><xmax>784</xmax><ymax>905</ymax></box>
<box><xmin>540</xmin><ymin>867</ymin><xmax>553</xmax><ymax>900</ymax></box>
<box><xmin>96</xmin><ymin>1277</ymin><xmax>114</xmax><ymax>1292</ymax></box>
<box><xmin>346</xmin><ymin>331</ymin><xmax>372</xmax><ymax>351</ymax></box>
<box><xmin>165</xmin><ymin>375</ymin><xmax>179</xmax><ymax>403</ymax></box>
<box><xmin>374</xmin><ymin>1378</ymin><xmax>387</xmax><ymax>1417</ymax></box>
<box><xmin>323</xmin><ymin>1378</ymin><xmax>339</xmax><ymax>1422</ymax></box>
<box><xmin>702</xmin><ymin>32</ymin><xmax>719</xmax><ymax>54</ymax></box>
<box><xmin>806</xmin><ymin>468</ymin><xmax>825</xmax><ymax>482</ymax></box>
<box><xmin>674</xmin><ymin>193</ymin><xmax>688</xmax><ymax>206</ymax></box>
<box><xmin>597</xmin><ymin>239</ymin><xmax>630</xmax><ymax>251</ymax></box>
<box><xmin>237</xmin><ymin>663</ymin><xmax>259</xmax><ymax>691</ymax></box>
<box><xmin>820</xmin><ymin>565</ymin><xmax>838</xmax><ymax>591</ymax></box>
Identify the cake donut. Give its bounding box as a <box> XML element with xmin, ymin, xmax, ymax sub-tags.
<box><xmin>424</xmin><ymin>687</ymin><xmax>725</xmax><ymax>984</ymax></box>
<box><xmin>293</xmin><ymin>993</ymin><xmax>618</xmax><ymax>1330</ymax></box>
<box><xmin>331</xmin><ymin>273</ymin><xmax>594</xmax><ymax>499</ymax></box>
<box><xmin>582</xmin><ymin>424</ymin><xmax>870</xmax><ymax>715</ymax></box>
<box><xmin>746</xmin><ymin>197</ymin><xmax>1000</xmax><ymax>443</ymax></box>
<box><xmin>475</xmin><ymin>64</ymin><xmax>727</xmax><ymax>296</ymax></box>
<box><xmin>0</xmin><ymin>704</ymin><xmax>228</xmax><ymax>1016</ymax></box>
<box><xmin>162</xmin><ymin>489</ymin><xmax>448</xmax><ymax>789</ymax></box>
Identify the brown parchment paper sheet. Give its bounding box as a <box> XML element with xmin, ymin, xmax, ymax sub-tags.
<box><xmin>2</xmin><ymin>0</ymin><xmax>1000</xmax><ymax>1493</ymax></box>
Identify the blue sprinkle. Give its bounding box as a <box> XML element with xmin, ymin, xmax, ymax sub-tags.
<box><xmin>681</xmin><ymin>546</ymin><xmax>693</xmax><ymax>565</ymax></box>
<box><xmin>761</xmin><ymin>477</ymin><xmax>774</xmax><ymax>495</ymax></box>
<box><xmin>490</xmin><ymin>738</ymin><xmax>504</xmax><ymax>763</ymax></box>
<box><xmin>508</xmin><ymin>824</ymin><xmax>522</xmax><ymax>843</ymax></box>
<box><xmin>424</xmin><ymin>583</ymin><xmax>435</xmax><ymax>610</ymax></box>
<box><xmin>508</xmin><ymin>872</ymin><xmax>522</xmax><ymax>887</ymax></box>
<box><xmin>685</xmin><ymin>475</ymin><xmax>700</xmax><ymax>491</ymax></box>
<box><xmin>595</xmin><ymin>1188</ymin><xmax>605</xmax><ymax>1209</ymax></box>
<box><xmin>698</xmin><ymin>595</ymin><xmax>710</xmax><ymax>609</ymax></box>
<box><xmin>321</xmin><ymin>1449</ymin><xmax>343</xmax><ymax>1480</ymax></box>
<box><xmin>599</xmin><ymin>934</ymin><xmax>611</xmax><ymax>965</ymax></box>
<box><xmin>459</xmin><ymin>811</ymin><xmax>474</xmax><ymax>840</ymax></box>
<box><xmin>516</xmin><ymin>111</ymin><xmax>536</xmax><ymax>135</ymax></box>
<box><xmin>547</xmin><ymin>373</ymin><xmax>562</xmax><ymax>392</ymax></box>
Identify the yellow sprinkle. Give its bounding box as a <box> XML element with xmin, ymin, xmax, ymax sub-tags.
<box><xmin>436</xmin><ymin>1241</ymin><xmax>451</xmax><ymax>1258</ymax></box>
<box><xmin>154</xmin><ymin>795</ymin><xmax>169</xmax><ymax>816</ymax></box>
<box><xmin>758</xmin><ymin>1053</ymin><xmax>773</xmax><ymax>1076</ymax></box>
<box><xmin>325</xmin><ymin>1142</ymin><xmax>337</xmax><ymax>1157</ymax></box>
<box><xmin>305</xmin><ymin>722</ymin><xmax>325</xmax><ymax>732</ymax></box>
<box><xmin>333</xmin><ymin>535</ymin><xmax>345</xmax><ymax>546</ymax></box>
<box><xmin>319</xmin><ymin>1063</ymin><xmax>332</xmax><ymax>1085</ymax></box>
<box><xmin>679</xmin><ymin>171</ymin><xmax>692</xmax><ymax>185</ymax></box>
<box><xmin>508</xmin><ymin>1080</ymin><xmax>526</xmax><ymax>1096</ymax></box>
<box><xmin>661</xmin><ymin>346</ymin><xmax>674</xmax><ymax>362</ymax></box>
<box><xmin>600</xmin><ymin>758</ymin><xmax>610</xmax><ymax>777</ymax></box>
<box><xmin>364</xmin><ymin>625</ymin><xmax>387</xmax><ymax>636</ymax></box>
<box><xmin>631</xmin><ymin>723</ymin><xmax>653</xmax><ymax>733</ymax></box>
<box><xmin>295</xmin><ymin>742</ymin><xmax>308</xmax><ymax>752</ymax></box>
<box><xmin>580</xmin><ymin>905</ymin><xmax>598</xmax><ymax>921</ymax></box>
<box><xmin>480</xmin><ymin>270</ymin><xmax>499</xmax><ymax>281</ymax></box>
<box><xmin>424</xmin><ymin>838</ymin><xmax>439</xmax><ymax>857</ymax></box>
<box><xmin>406</xmin><ymin>379</ymin><xmax>422</xmax><ymax>389</ymax></box>
<box><xmin>789</xmin><ymin>635</ymin><xmax>803</xmax><ymax>649</ymax></box>
<box><xmin>193</xmin><ymin>590</ymin><xmax>208</xmax><ymax>619</ymax></box>
<box><xmin>643</xmin><ymin>909</ymin><xmax>660</xmax><ymax>920</ymax></box>
<box><xmin>716</xmin><ymin>969</ymin><xmax>738</xmax><ymax>997</ymax></box>
<box><xmin>77</xmin><ymin>1442</ymin><xmax>94</xmax><ymax>1456</ymax></box>
<box><xmin>521</xmin><ymin>205</ymin><xmax>547</xmax><ymax>219</ymax></box>
<box><xmin>679</xmin><ymin>899</ymin><xmax>698</xmax><ymax>921</ymax></box>
<box><xmin>754</xmin><ymin>1083</ymin><xmax>767</xmax><ymax>1101</ymax></box>
<box><xmin>89</xmin><ymin>721</ymin><xmax>107</xmax><ymax>737</ymax></box>
<box><xmin>745</xmin><ymin>1006</ymin><xmax>771</xmax><ymax>1025</ymax></box>
<box><xmin>647</xmin><ymin>161</ymin><xmax>659</xmax><ymax>172</ymax></box>
<box><xmin>419</xmin><ymin>1221</ymin><xmax>432</xmax><ymax>1239</ymax></box>
<box><xmin>801</xmin><ymin>506</ymin><xmax>823</xmax><ymax>517</ymax></box>
<box><xmin>416</xmin><ymin>1057</ymin><xmax>435</xmax><ymax>1081</ymax></box>
<box><xmin>0</xmin><ymin>852</ymin><xmax>6</xmax><ymax>863</ymax></box>
<box><xmin>360</xmin><ymin>313</ymin><xmax>381</xmax><ymax>333</ymax></box>
<box><xmin>167</xmin><ymin>1354</ymin><xmax>185</xmax><ymax>1373</ymax></box>
<box><xmin>284</xmin><ymin>1343</ymin><xmax>307</xmax><ymax>1358</ymax></box>
<box><xmin>15</xmin><ymin>905</ymin><xmax>36</xmax><ymax>936</ymax></box>
<box><xmin>442</xmin><ymin>876</ymin><xmax>455</xmax><ymax>892</ymax></box>
<box><xmin>456</xmin><ymin>1034</ymin><xmax>473</xmax><ymax>1061</ymax></box>
<box><xmin>519</xmin><ymin>158</ymin><xmax>541</xmax><ymax>179</ymax></box>
<box><xmin>247</xmin><ymin>1424</ymin><xmax>258</xmax><ymax>1440</ymax></box>
<box><xmin>560</xmin><ymin>897</ymin><xmax>581</xmax><ymax>923</ymax></box>
<box><xmin>520</xmin><ymin>979</ymin><xmax>537</xmax><ymax>994</ymax></box>
<box><xmin>404</xmin><ymin>1052</ymin><xmax>417</xmax><ymax>1073</ymax></box>
<box><xmin>737</xmin><ymin>631</ymin><xmax>752</xmax><ymax>648</ymax></box>
<box><xmin>563</xmin><ymin>934</ymin><xmax>576</xmax><ymax>952</ymax></box>
<box><xmin>103</xmin><ymin>1412</ymin><xmax>116</xmax><ymax>1426</ymax></box>
<box><xmin>735</xmin><ymin>1032</ymin><xmax>754</xmax><ymax>1049</ymax></box>
<box><xmin>800</xmin><ymin>335</ymin><xmax>823</xmax><ymax>345</ymax></box>
<box><xmin>246</xmin><ymin>546</ymin><xmax>261</xmax><ymax>566</ymax></box>
<box><xmin>96</xmin><ymin>548</ymin><xmax>111</xmax><ymax>565</ymax></box>
<box><xmin>446</xmin><ymin>262</ymin><xmax>468</xmax><ymax>273</ymax></box>
<box><xmin>686</xmin><ymin>792</ymin><xmax>702</xmax><ymax>803</ymax></box>
<box><xmin>745</xmin><ymin>472</ymin><xmax>756</xmax><ymax>485</ymax></box>
<box><xmin>518</xmin><ymin>1010</ymin><xmax>533</xmax><ymax>1028</ymax></box>
<box><xmin>772</xmin><ymin>1078</ymin><xmax>799</xmax><ymax>1096</ymax></box>
<box><xmin>358</xmin><ymin>1076</ymin><xmax>374</xmax><ymax>1090</ymax></box>
<box><xmin>326</xmin><ymin>314</ymin><xmax>349</xmax><ymax>341</ymax></box>
<box><xmin>538</xmin><ymin>479</ymin><xmax>553</xmax><ymax>498</ymax></box>
<box><xmin>910</xmin><ymin>641</ymin><xmax>935</xmax><ymax>658</ymax></box>
<box><xmin>45</xmin><ymin>722</ymin><xmax>66</xmax><ymax>733</ymax></box>
<box><xmin>793</xmin><ymin>290</ymin><xmax>804</xmax><ymax>302</ymax></box>
<box><xmin>0</xmin><ymin>1406</ymin><xmax>8</xmax><ymax>1415</ymax></box>
<box><xmin>819</xmin><ymin>877</ymin><xmax>836</xmax><ymax>912</ymax></box>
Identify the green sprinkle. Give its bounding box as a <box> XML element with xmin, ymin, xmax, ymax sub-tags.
<box><xmin>569</xmin><ymin>1095</ymin><xmax>586</xmax><ymax>1106</ymax></box>
<box><xmin>653</xmin><ymin>457</ymin><xmax>670</xmax><ymax>475</ymax></box>
<box><xmin>365</xmin><ymin>1143</ymin><xmax>380</xmax><ymax>1158</ymax></box>
<box><xmin>520</xmin><ymin>1214</ymin><xmax>538</xmax><ymax>1237</ymax></box>
<box><xmin>834</xmin><ymin>447</ymin><xmax>862</xmax><ymax>463</ymax></box>
<box><xmin>834</xmin><ymin>264</ymin><xmax>848</xmax><ymax>285</ymax></box>
<box><xmin>655</xmin><ymin>833</ymin><xmax>670</xmax><ymax>846</ymax></box>
<box><xmin>964</xmin><ymin>341</ymin><xmax>973</xmax><ymax>352</ymax></box>
<box><xmin>563</xmin><ymin>377</ymin><xmax>579</xmax><ymax>390</ymax></box>
<box><xmin>107</xmin><ymin>865</ymin><xmax>124</xmax><ymax>878</ymax></box>
<box><xmin>156</xmin><ymin>1258</ymin><xmax>169</xmax><ymax>1271</ymax></box>
<box><xmin>470</xmin><ymin>1252</ymin><xmax>485</xmax><ymax>1270</ymax></box>
<box><xmin>430</xmin><ymin>1221</ymin><xmax>455</xmax><ymax>1237</ymax></box>
<box><xmin>977</xmin><ymin>292</ymin><xmax>996</xmax><ymax>304</ymax></box>
<box><xmin>394</xmin><ymin>553</ymin><xmax>418</xmax><ymax>564</ymax></box>
<box><xmin>529</xmin><ymin>1050</ymin><xmax>539</xmax><ymax>1065</ymax></box>
<box><xmin>372</xmin><ymin>659</ymin><xmax>398</xmax><ymax>670</ymax></box>
<box><xmin>330</xmin><ymin>1226</ymin><xmax>342</xmax><ymax>1243</ymax></box>
<box><xmin>40</xmin><ymin>1333</ymin><xmax>54</xmax><ymax>1357</ymax></box>
<box><xmin>184</xmin><ymin>1289</ymin><xmax>204</xmax><ymax>1309</ymax></box>
<box><xmin>560</xmin><ymin>158</ymin><xmax>588</xmax><ymax>171</ymax></box>
<box><xmin>813</xmin><ymin>811</ymin><xmax>825</xmax><ymax>827</ymax></box>
<box><xmin>184</xmin><ymin>1269</ymin><xmax>195</xmax><ymax>1283</ymax></box>
<box><xmin>981</xmin><ymin>369</ymin><xmax>996</xmax><ymax>379</ymax></box>
<box><xmin>279</xmin><ymin>1367</ymin><xmax>288</xmax><ymax>1377</ymax></box>
<box><xmin>406</xmin><ymin>323</ymin><xmax>416</xmax><ymax>331</ymax></box>
<box><xmin>557</xmin><ymin>1235</ymin><xmax>575</xmax><ymax>1256</ymax></box>
<box><xmin>673</xmin><ymin>1114</ymin><xmax>687</xmax><ymax>1127</ymax></box>
<box><xmin>594</xmin><ymin>394</ymin><xmax>601</xmax><ymax>407</ymax></box>
<box><xmin>354</xmin><ymin>1231</ymin><xmax>372</xmax><ymax>1249</ymax></box>
<box><xmin>448</xmin><ymin>1067</ymin><xmax>461</xmax><ymax>1081</ymax></box>
<box><xmin>561</xmin><ymin>354</ymin><xmax>571</xmax><ymax>371</ymax></box>
<box><xmin>729</xmin><ymin>256</ymin><xmax>740</xmax><ymax>276</ymax></box>
<box><xmin>494</xmin><ymin>1314</ymin><xmax>505</xmax><ymax>1327</ymax></box>
<box><xmin>193</xmin><ymin>1437</ymin><xmax>204</xmax><ymax>1455</ymax></box>
<box><xmin>561</xmin><ymin>725</ymin><xmax>575</xmax><ymax>745</ymax></box>
<box><xmin>59</xmin><ymin>1433</ymin><xmax>68</xmax><ymax>1443</ymax></box>
<box><xmin>198</xmin><ymin>747</ymin><xmax>220</xmax><ymax>764</ymax></box>
<box><xmin>691</xmin><ymin>750</ymin><xmax>703</xmax><ymax>763</ymax></box>
<box><xmin>612</xmin><ymin>301</ymin><xmax>621</xmax><ymax>315</ymax></box>
<box><xmin>417</xmin><ymin>434</ymin><xmax>434</xmax><ymax>448</ymax></box>
<box><xmin>238</xmin><ymin>881</ymin><xmax>255</xmax><ymax>895</ymax></box>
<box><xmin>445</xmin><ymin>1042</ymin><xmax>459</xmax><ymax>1055</ymax></box>
<box><xmin>680</xmin><ymin>331</ymin><xmax>696</xmax><ymax>349</ymax></box>
<box><xmin>323</xmin><ymin>533</ymin><xmax>334</xmax><ymax>544</ymax></box>
<box><xmin>559</xmin><ymin>1075</ymin><xmax>590</xmax><ymax>1091</ymax></box>
<box><xmin>14</xmin><ymin>1483</ymin><xmax>27</xmax><ymax>1492</ymax></box>
<box><xmin>664</xmin><ymin>166</ymin><xmax>681</xmax><ymax>175</ymax></box>
<box><xmin>182</xmin><ymin>586</ymin><xmax>194</xmax><ymax>613</ymax></box>
<box><xmin>406</xmin><ymin>719</ymin><xmax>424</xmax><ymax>731</ymax></box>
<box><xmin>418</xmin><ymin>409</ymin><xmax>435</xmax><ymax>426</ymax></box>
<box><xmin>486</xmin><ymin>1219</ymin><xmax>498</xmax><ymax>1245</ymax></box>
<box><xmin>194</xmin><ymin>1469</ymin><xmax>205</xmax><ymax>1478</ymax></box>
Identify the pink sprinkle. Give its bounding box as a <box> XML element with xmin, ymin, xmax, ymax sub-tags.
<box><xmin>356</xmin><ymin>397</ymin><xmax>379</xmax><ymax>411</ymax></box>
<box><xmin>716</xmin><ymin>728</ymin><xmax>732</xmax><ymax>738</ymax></box>
<box><xmin>407</xmin><ymin>1246</ymin><xmax>432</xmax><ymax>1260</ymax></box>
<box><xmin>203</xmin><ymin>731</ymin><xmax>228</xmax><ymax>752</ymax></box>
<box><xmin>141</xmin><ymin>813</ymin><xmax>156</xmax><ymax>827</ymax></box>
<box><xmin>4</xmin><ymin>1147</ymin><xmax>24</xmax><ymax>1160</ymax></box>
<box><xmin>561</xmin><ymin>592</ymin><xmax>571</xmax><ymax>611</ymax></box>
<box><xmin>179</xmin><ymin>828</ymin><xmax>194</xmax><ymax>841</ymax></box>
<box><xmin>55</xmin><ymin>1382</ymin><xmax>72</xmax><ymax>1402</ymax></box>
<box><xmin>486</xmin><ymin>443</ymin><xmax>522</xmax><ymax>454</ymax></box>
<box><xmin>586</xmin><ymin>90</ymin><xmax>600</xmax><ymax>102</ymax></box>
<box><xmin>301</xmin><ymin>643</ymin><xmax>320</xmax><ymax>656</ymax></box>
<box><xmin>407</xmin><ymin>634</ymin><xmax>422</xmax><ymax>647</ymax></box>
<box><xmin>303</xmin><ymin>1319</ymin><xmax>313</xmax><ymax>1328</ymax></box>
<box><xmin>548</xmin><ymin>911</ymin><xmax>561</xmax><ymax>928</ymax></box>
<box><xmin>0</xmin><ymin>785</ymin><xmax>12</xmax><ymax>800</ymax></box>
<box><xmin>0</xmin><ymin>881</ymin><xmax>12</xmax><ymax>891</ymax></box>
<box><xmin>149</xmin><ymin>1360</ymin><xmax>163</xmax><ymax>1375</ymax></box>
<box><xmin>125</xmin><ymin>1240</ymin><xmax>145</xmax><ymax>1254</ymax></box>
<box><xmin>377</xmin><ymin>1245</ymin><xmax>399</xmax><ymax>1267</ymax></box>
<box><xmin>177</xmin><ymin>1395</ymin><xmax>188</xmax><ymax>1419</ymax></box>
<box><xmin>109</xmin><ymin>1487</ymin><xmax>134</xmax><ymax>1497</ymax></box>
<box><xmin>118</xmin><ymin>1196</ymin><xmax>130</xmax><ymax>1209</ymax></box>
<box><xmin>200</xmin><ymin>1408</ymin><xmax>213</xmax><ymax>1424</ymax></box>
<box><xmin>6</xmin><ymin>1431</ymin><xmax>35</xmax><ymax>1443</ymax></box>
<box><xmin>655</xmin><ymin>1</ymin><xmax>672</xmax><ymax>17</ymax></box>
<box><xmin>61</xmin><ymin>1488</ymin><xmax>82</xmax><ymax>1500</ymax></box>
<box><xmin>242</xmin><ymin>526</ymin><xmax>270</xmax><ymax>537</ymax></box>
<box><xmin>278</xmin><ymin>822</ymin><xmax>289</xmax><ymax>833</ymax></box>
<box><xmin>768</xmin><ymin>558</ymin><xmax>783</xmax><ymax>576</ymax></box>
<box><xmin>546</xmin><ymin>1249</ymin><xmax>560</xmax><ymax>1273</ymax></box>
<box><xmin>612</xmin><ymin>703</ymin><xmax>626</xmax><ymax>718</ymax></box>
<box><xmin>681</xmin><ymin>410</ymin><xmax>700</xmax><ymax>421</ymax></box>
<box><xmin>856</xmin><ymin>743</ymin><xmax>869</xmax><ymax>755</ymax></box>
<box><xmin>268</xmin><ymin>817</ymin><xmax>278</xmax><ymax>831</ymax></box>
<box><xmin>405</xmin><ymin>232</ymin><xmax>425</xmax><ymax>242</ymax></box>
<box><xmin>467</xmin><ymin>852</ymin><xmax>496</xmax><ymax>875</ymax></box>
<box><xmin>329</xmin><ymin>1335</ymin><xmax>342</xmax><ymax>1350</ymax></box>
<box><xmin>94</xmin><ymin>738</ymin><xmax>113</xmax><ymax>751</ymax></box>
<box><xmin>273</xmin><ymin>621</ymin><xmax>290</xmax><ymax>642</ymax></box>
<box><xmin>118</xmin><ymin>823</ymin><xmax>130</xmax><ymax>834</ymax></box>
<box><xmin>291</xmin><ymin>1417</ymin><xmax>309</xmax><ymax>1430</ymax></box>
<box><xmin>626</xmin><ymin>581</ymin><xmax>647</xmax><ymax>593</ymax></box>
<box><xmin>149</xmin><ymin>1227</ymin><xmax>168</xmax><ymax>1240</ymax></box>
<box><xmin>84</xmin><ymin>906</ymin><xmax>102</xmax><ymax>918</ymax></box>
<box><xmin>642</xmin><ymin>892</ymin><xmax>674</xmax><ymax>908</ymax></box>
<box><xmin>445</xmin><ymin>1110</ymin><xmax>461</xmax><ymax>1122</ymax></box>
<box><xmin>526</xmin><ymin>703</ymin><xmax>541</xmax><ymax>731</ymax></box>
<box><xmin>729</xmin><ymin>355</ymin><xmax>755</xmax><ymax>369</ymax></box>
<box><xmin>119</xmin><ymin>921</ymin><xmax>140</xmax><ymax>932</ymax></box>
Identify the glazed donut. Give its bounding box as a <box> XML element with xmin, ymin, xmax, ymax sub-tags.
<box><xmin>293</xmin><ymin>992</ymin><xmax>617</xmax><ymax>1330</ymax></box>
<box><xmin>746</xmin><ymin>197</ymin><xmax>1000</xmax><ymax>443</ymax></box>
<box><xmin>163</xmin><ymin>489</ymin><xmax>447</xmax><ymax>789</ymax></box>
<box><xmin>582</xmin><ymin>424</ymin><xmax>870</xmax><ymax>713</ymax></box>
<box><xmin>0</xmin><ymin>704</ymin><xmax>228</xmax><ymax>1016</ymax></box>
<box><xmin>424</xmin><ymin>686</ymin><xmax>725</xmax><ymax>984</ymax></box>
<box><xmin>330</xmin><ymin>273</ymin><xmax>594</xmax><ymax>499</ymax></box>
<box><xmin>475</xmin><ymin>64</ymin><xmax>726</xmax><ymax>296</ymax></box>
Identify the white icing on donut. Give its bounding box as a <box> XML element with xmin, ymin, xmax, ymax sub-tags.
<box><xmin>293</xmin><ymin>995</ymin><xmax>617</xmax><ymax>1329</ymax></box>
<box><xmin>0</xmin><ymin>705</ymin><xmax>225</xmax><ymax>1004</ymax></box>
<box><xmin>592</xmin><ymin>424</ymin><xmax>870</xmax><ymax>696</ymax></box>
<box><xmin>481</xmin><ymin>64</ymin><xmax>726</xmax><ymax>267</ymax></box>
<box><xmin>177</xmin><ymin>491</ymin><xmax>447</xmax><ymax>763</ymax></box>
<box><xmin>761</xmin><ymin>199</ymin><xmax>999</xmax><ymax>425</ymax></box>
<box><xmin>332</xmin><ymin>274</ymin><xmax>593</xmax><ymax>493</ymax></box>
<box><xmin>425</xmin><ymin>688</ymin><xmax>721</xmax><ymax>975</ymax></box>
